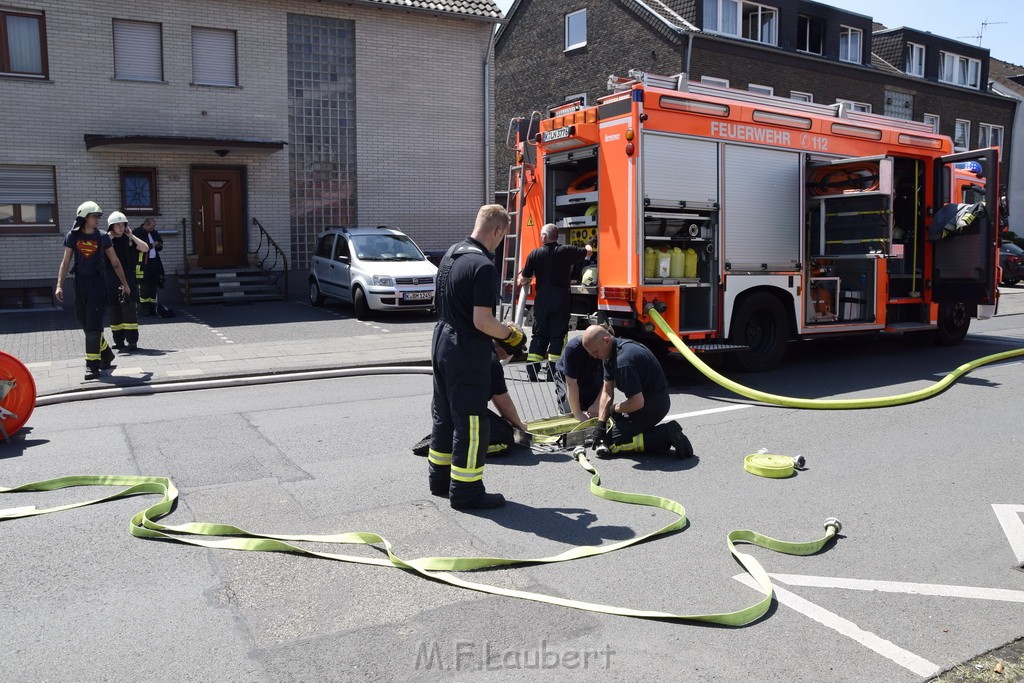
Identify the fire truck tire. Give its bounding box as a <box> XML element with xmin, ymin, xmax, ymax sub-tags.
<box><xmin>1002</xmin><ymin>278</ymin><xmax>1020</xmax><ymax>286</ymax></box>
<box><xmin>309</xmin><ymin>280</ymin><xmax>325</xmax><ymax>307</ymax></box>
<box><xmin>729</xmin><ymin>293</ymin><xmax>789</xmax><ymax>372</ymax></box>
<box><xmin>934</xmin><ymin>302</ymin><xmax>970</xmax><ymax>346</ymax></box>
<box><xmin>352</xmin><ymin>286</ymin><xmax>370</xmax><ymax>320</ymax></box>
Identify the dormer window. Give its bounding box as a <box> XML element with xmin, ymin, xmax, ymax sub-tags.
<box><xmin>939</xmin><ymin>51</ymin><xmax>980</xmax><ymax>88</ymax></box>
<box><xmin>905</xmin><ymin>43</ymin><xmax>925</xmax><ymax>77</ymax></box>
<box><xmin>704</xmin><ymin>0</ymin><xmax>778</xmax><ymax>46</ymax></box>
<box><xmin>839</xmin><ymin>26</ymin><xmax>862</xmax><ymax>64</ymax></box>
<box><xmin>797</xmin><ymin>14</ymin><xmax>823</xmax><ymax>55</ymax></box>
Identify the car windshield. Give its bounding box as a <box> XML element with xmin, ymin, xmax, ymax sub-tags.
<box><xmin>351</xmin><ymin>234</ymin><xmax>426</xmax><ymax>261</ymax></box>
<box><xmin>1002</xmin><ymin>243</ymin><xmax>1024</xmax><ymax>256</ymax></box>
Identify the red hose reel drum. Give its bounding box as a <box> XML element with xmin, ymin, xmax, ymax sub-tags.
<box><xmin>0</xmin><ymin>351</ymin><xmax>36</xmax><ymax>440</ymax></box>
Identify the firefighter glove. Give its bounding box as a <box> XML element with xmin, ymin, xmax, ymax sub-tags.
<box><xmin>496</xmin><ymin>323</ymin><xmax>527</xmax><ymax>357</ymax></box>
<box><xmin>592</xmin><ymin>420</ymin><xmax>609</xmax><ymax>446</ymax></box>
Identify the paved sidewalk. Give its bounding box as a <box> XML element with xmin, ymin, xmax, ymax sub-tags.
<box><xmin>0</xmin><ymin>299</ymin><xmax>436</xmax><ymax>397</ymax></box>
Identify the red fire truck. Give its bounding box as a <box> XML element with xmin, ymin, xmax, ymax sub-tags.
<box><xmin>503</xmin><ymin>71</ymin><xmax>1001</xmax><ymax>371</ymax></box>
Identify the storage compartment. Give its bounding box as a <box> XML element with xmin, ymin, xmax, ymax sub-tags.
<box><xmin>806</xmin><ymin>277</ymin><xmax>839</xmax><ymax>323</ymax></box>
<box><xmin>839</xmin><ymin>290</ymin><xmax>867</xmax><ymax>321</ymax></box>
<box><xmin>681</xmin><ymin>286</ymin><xmax>713</xmax><ymax>331</ymax></box>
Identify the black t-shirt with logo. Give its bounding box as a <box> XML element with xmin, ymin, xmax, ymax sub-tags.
<box><xmin>63</xmin><ymin>230</ymin><xmax>112</xmax><ymax>278</ymax></box>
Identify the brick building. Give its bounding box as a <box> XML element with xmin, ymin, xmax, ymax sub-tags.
<box><xmin>0</xmin><ymin>0</ymin><xmax>502</xmax><ymax>307</ymax></box>
<box><xmin>493</xmin><ymin>0</ymin><xmax>1016</xmax><ymax>203</ymax></box>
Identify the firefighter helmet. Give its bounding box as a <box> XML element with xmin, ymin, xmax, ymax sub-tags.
<box><xmin>76</xmin><ymin>201</ymin><xmax>102</xmax><ymax>218</ymax></box>
<box><xmin>106</xmin><ymin>211</ymin><xmax>128</xmax><ymax>228</ymax></box>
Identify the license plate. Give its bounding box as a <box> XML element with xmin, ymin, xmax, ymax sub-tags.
<box><xmin>402</xmin><ymin>291</ymin><xmax>432</xmax><ymax>301</ymax></box>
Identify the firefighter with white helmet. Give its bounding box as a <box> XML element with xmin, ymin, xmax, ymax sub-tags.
<box><xmin>55</xmin><ymin>202</ymin><xmax>134</xmax><ymax>380</ymax></box>
<box><xmin>104</xmin><ymin>211</ymin><xmax>149</xmax><ymax>351</ymax></box>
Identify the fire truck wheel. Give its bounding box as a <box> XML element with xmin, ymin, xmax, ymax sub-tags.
<box><xmin>729</xmin><ymin>292</ymin><xmax>789</xmax><ymax>373</ymax></box>
<box><xmin>352</xmin><ymin>286</ymin><xmax>370</xmax><ymax>320</ymax></box>
<box><xmin>309</xmin><ymin>280</ymin><xmax>325</xmax><ymax>306</ymax></box>
<box><xmin>934</xmin><ymin>302</ymin><xmax>970</xmax><ymax>346</ymax></box>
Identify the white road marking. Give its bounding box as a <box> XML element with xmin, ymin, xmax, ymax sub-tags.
<box><xmin>992</xmin><ymin>504</ymin><xmax>1024</xmax><ymax>563</ymax></box>
<box><xmin>733</xmin><ymin>574</ymin><xmax>940</xmax><ymax>678</ymax></box>
<box><xmin>769</xmin><ymin>573</ymin><xmax>1024</xmax><ymax>603</ymax></box>
<box><xmin>665</xmin><ymin>404</ymin><xmax>754</xmax><ymax>422</ymax></box>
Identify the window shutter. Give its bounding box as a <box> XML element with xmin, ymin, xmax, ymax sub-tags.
<box><xmin>192</xmin><ymin>27</ymin><xmax>236</xmax><ymax>86</ymax></box>
<box><xmin>113</xmin><ymin>20</ymin><xmax>162</xmax><ymax>81</ymax></box>
<box><xmin>0</xmin><ymin>166</ymin><xmax>55</xmax><ymax>203</ymax></box>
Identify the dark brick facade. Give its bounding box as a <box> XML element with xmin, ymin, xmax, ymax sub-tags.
<box><xmin>493</xmin><ymin>0</ymin><xmax>1016</xmax><ymax>196</ymax></box>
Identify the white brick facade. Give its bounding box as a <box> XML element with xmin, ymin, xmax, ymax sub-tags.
<box><xmin>0</xmin><ymin>0</ymin><xmax>496</xmax><ymax>300</ymax></box>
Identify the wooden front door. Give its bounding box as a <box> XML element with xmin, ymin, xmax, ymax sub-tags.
<box><xmin>191</xmin><ymin>168</ymin><xmax>245</xmax><ymax>268</ymax></box>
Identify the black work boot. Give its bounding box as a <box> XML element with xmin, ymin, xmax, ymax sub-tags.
<box><xmin>84</xmin><ymin>362</ymin><xmax>101</xmax><ymax>381</ymax></box>
<box><xmin>667</xmin><ymin>422</ymin><xmax>693</xmax><ymax>459</ymax></box>
<box><xmin>450</xmin><ymin>481</ymin><xmax>506</xmax><ymax>510</ymax></box>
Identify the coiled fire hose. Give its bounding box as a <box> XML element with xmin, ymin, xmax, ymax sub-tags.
<box><xmin>645</xmin><ymin>305</ymin><xmax>1024</xmax><ymax>409</ymax></box>
<box><xmin>1</xmin><ymin>445</ymin><xmax>839</xmax><ymax>627</ymax></box>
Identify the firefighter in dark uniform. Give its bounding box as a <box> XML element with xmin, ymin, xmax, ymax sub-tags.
<box><xmin>429</xmin><ymin>204</ymin><xmax>527</xmax><ymax>510</ymax></box>
<box><xmin>133</xmin><ymin>218</ymin><xmax>164</xmax><ymax>316</ymax></box>
<box><xmin>104</xmin><ymin>211</ymin><xmax>149</xmax><ymax>351</ymax></box>
<box><xmin>555</xmin><ymin>334</ymin><xmax>604</xmax><ymax>421</ymax></box>
<box><xmin>581</xmin><ymin>324</ymin><xmax>693</xmax><ymax>458</ymax></box>
<box><xmin>55</xmin><ymin>202</ymin><xmax>133</xmax><ymax>381</ymax></box>
<box><xmin>517</xmin><ymin>223</ymin><xmax>593</xmax><ymax>380</ymax></box>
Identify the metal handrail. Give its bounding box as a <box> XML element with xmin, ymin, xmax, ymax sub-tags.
<box><xmin>181</xmin><ymin>217</ymin><xmax>191</xmax><ymax>305</ymax></box>
<box><xmin>251</xmin><ymin>217</ymin><xmax>289</xmax><ymax>300</ymax></box>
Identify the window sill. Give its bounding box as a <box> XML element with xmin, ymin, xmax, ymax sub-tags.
<box><xmin>0</xmin><ymin>225</ymin><xmax>60</xmax><ymax>235</ymax></box>
<box><xmin>112</xmin><ymin>77</ymin><xmax>168</xmax><ymax>84</ymax></box>
<box><xmin>0</xmin><ymin>73</ymin><xmax>50</xmax><ymax>82</ymax></box>
<box><xmin>190</xmin><ymin>82</ymin><xmax>242</xmax><ymax>89</ymax></box>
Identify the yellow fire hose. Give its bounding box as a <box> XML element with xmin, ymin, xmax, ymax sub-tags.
<box><xmin>1</xmin><ymin>448</ymin><xmax>840</xmax><ymax>627</ymax></box>
<box><xmin>645</xmin><ymin>306</ymin><xmax>1024</xmax><ymax>409</ymax></box>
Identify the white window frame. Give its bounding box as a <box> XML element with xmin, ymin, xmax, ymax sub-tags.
<box><xmin>191</xmin><ymin>26</ymin><xmax>237</xmax><ymax>87</ymax></box>
<box><xmin>700</xmin><ymin>75</ymin><xmax>730</xmax><ymax>88</ymax></box>
<box><xmin>790</xmin><ymin>91</ymin><xmax>813</xmax><ymax>102</ymax></box>
<box><xmin>954</xmin><ymin>119</ymin><xmax>970</xmax><ymax>151</ymax></box>
<box><xmin>839</xmin><ymin>26</ymin><xmax>862</xmax><ymax>64</ymax></box>
<box><xmin>748</xmin><ymin>83</ymin><xmax>773</xmax><ymax>96</ymax></box>
<box><xmin>905</xmin><ymin>42</ymin><xmax>925</xmax><ymax>77</ymax></box>
<box><xmin>704</xmin><ymin>0</ymin><xmax>778</xmax><ymax>46</ymax></box>
<box><xmin>979</xmin><ymin>123</ymin><xmax>1003</xmax><ymax>154</ymax></box>
<box><xmin>837</xmin><ymin>98</ymin><xmax>871</xmax><ymax>113</ymax></box>
<box><xmin>113</xmin><ymin>19</ymin><xmax>163</xmax><ymax>82</ymax></box>
<box><xmin>939</xmin><ymin>51</ymin><xmax>981</xmax><ymax>88</ymax></box>
<box><xmin>796</xmin><ymin>14</ymin><xmax>823</xmax><ymax>55</ymax></box>
<box><xmin>922</xmin><ymin>113</ymin><xmax>939</xmax><ymax>133</ymax></box>
<box><xmin>564</xmin><ymin>9</ymin><xmax>586</xmax><ymax>51</ymax></box>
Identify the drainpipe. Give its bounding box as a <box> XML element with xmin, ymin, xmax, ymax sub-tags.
<box><xmin>483</xmin><ymin>25</ymin><xmax>498</xmax><ymax>204</ymax></box>
<box><xmin>684</xmin><ymin>30</ymin><xmax>693</xmax><ymax>77</ymax></box>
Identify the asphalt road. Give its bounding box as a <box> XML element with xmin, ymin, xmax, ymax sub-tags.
<box><xmin>3</xmin><ymin>290</ymin><xmax>1024</xmax><ymax>681</ymax></box>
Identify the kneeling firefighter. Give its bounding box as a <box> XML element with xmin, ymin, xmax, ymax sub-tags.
<box><xmin>580</xmin><ymin>324</ymin><xmax>693</xmax><ymax>458</ymax></box>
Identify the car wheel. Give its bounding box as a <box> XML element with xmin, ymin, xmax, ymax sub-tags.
<box><xmin>309</xmin><ymin>280</ymin><xmax>325</xmax><ymax>306</ymax></box>
<box><xmin>353</xmin><ymin>286</ymin><xmax>370</xmax><ymax>320</ymax></box>
<box><xmin>729</xmin><ymin>292</ymin><xmax>790</xmax><ymax>372</ymax></box>
<box><xmin>1002</xmin><ymin>278</ymin><xmax>1020</xmax><ymax>286</ymax></box>
<box><xmin>934</xmin><ymin>301</ymin><xmax>970</xmax><ymax>346</ymax></box>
